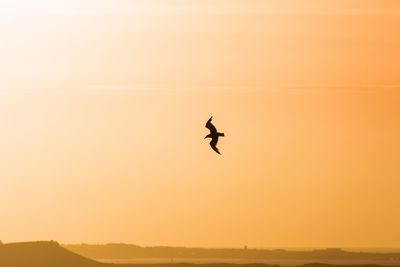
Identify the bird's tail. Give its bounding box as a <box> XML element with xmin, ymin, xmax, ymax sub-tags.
<box><xmin>218</xmin><ymin>133</ymin><xmax>225</xmax><ymax>137</ymax></box>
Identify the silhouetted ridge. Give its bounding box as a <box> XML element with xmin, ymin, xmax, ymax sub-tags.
<box><xmin>2</xmin><ymin>241</ymin><xmax>400</xmax><ymax>267</ymax></box>
<box><xmin>0</xmin><ymin>241</ymin><xmax>105</xmax><ymax>267</ymax></box>
<box><xmin>63</xmin><ymin>244</ymin><xmax>400</xmax><ymax>262</ymax></box>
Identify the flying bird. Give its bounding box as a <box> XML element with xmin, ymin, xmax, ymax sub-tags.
<box><xmin>205</xmin><ymin>116</ymin><xmax>225</xmax><ymax>155</ymax></box>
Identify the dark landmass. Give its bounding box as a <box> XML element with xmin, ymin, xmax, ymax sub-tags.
<box><xmin>63</xmin><ymin>244</ymin><xmax>400</xmax><ymax>262</ymax></box>
<box><xmin>1</xmin><ymin>241</ymin><xmax>400</xmax><ymax>267</ymax></box>
<box><xmin>0</xmin><ymin>241</ymin><xmax>104</xmax><ymax>267</ymax></box>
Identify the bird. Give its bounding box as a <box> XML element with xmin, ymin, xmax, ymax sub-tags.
<box><xmin>205</xmin><ymin>116</ymin><xmax>225</xmax><ymax>155</ymax></box>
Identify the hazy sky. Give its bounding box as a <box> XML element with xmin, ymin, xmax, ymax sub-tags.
<box><xmin>1</xmin><ymin>1</ymin><xmax>400</xmax><ymax>248</ymax></box>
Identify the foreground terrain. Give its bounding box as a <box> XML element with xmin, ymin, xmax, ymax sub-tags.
<box><xmin>1</xmin><ymin>241</ymin><xmax>400</xmax><ymax>267</ymax></box>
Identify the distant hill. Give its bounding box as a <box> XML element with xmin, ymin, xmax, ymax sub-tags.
<box><xmin>0</xmin><ymin>241</ymin><xmax>105</xmax><ymax>267</ymax></box>
<box><xmin>63</xmin><ymin>244</ymin><xmax>400</xmax><ymax>262</ymax></box>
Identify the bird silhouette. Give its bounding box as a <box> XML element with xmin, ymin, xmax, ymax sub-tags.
<box><xmin>205</xmin><ymin>116</ymin><xmax>225</xmax><ymax>155</ymax></box>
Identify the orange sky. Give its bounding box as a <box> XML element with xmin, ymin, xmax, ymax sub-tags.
<box><xmin>1</xmin><ymin>1</ymin><xmax>400</xmax><ymax>248</ymax></box>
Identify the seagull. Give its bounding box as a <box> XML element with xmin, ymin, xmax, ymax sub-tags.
<box><xmin>205</xmin><ymin>116</ymin><xmax>225</xmax><ymax>155</ymax></box>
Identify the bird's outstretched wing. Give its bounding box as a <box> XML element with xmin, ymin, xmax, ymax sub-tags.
<box><xmin>205</xmin><ymin>116</ymin><xmax>217</xmax><ymax>134</ymax></box>
<box><xmin>210</xmin><ymin>137</ymin><xmax>221</xmax><ymax>155</ymax></box>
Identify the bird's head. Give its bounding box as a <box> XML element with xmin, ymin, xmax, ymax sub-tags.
<box><xmin>204</xmin><ymin>134</ymin><xmax>211</xmax><ymax>139</ymax></box>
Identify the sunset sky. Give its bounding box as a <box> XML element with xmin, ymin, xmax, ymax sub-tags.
<box><xmin>1</xmin><ymin>1</ymin><xmax>400</xmax><ymax>248</ymax></box>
